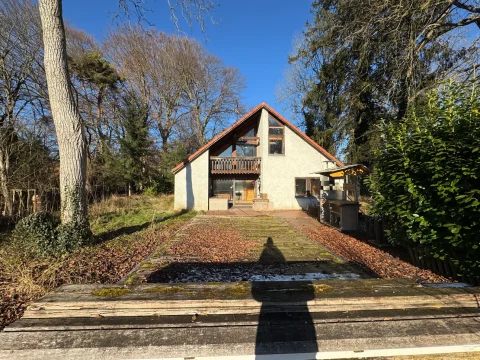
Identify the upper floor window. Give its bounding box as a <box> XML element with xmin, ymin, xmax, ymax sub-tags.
<box><xmin>237</xmin><ymin>144</ymin><xmax>256</xmax><ymax>157</ymax></box>
<box><xmin>244</xmin><ymin>128</ymin><xmax>255</xmax><ymax>137</ymax></box>
<box><xmin>219</xmin><ymin>145</ymin><xmax>232</xmax><ymax>157</ymax></box>
<box><xmin>268</xmin><ymin>115</ymin><xmax>284</xmax><ymax>155</ymax></box>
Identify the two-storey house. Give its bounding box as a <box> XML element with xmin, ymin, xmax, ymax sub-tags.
<box><xmin>172</xmin><ymin>102</ymin><xmax>343</xmax><ymax>211</ymax></box>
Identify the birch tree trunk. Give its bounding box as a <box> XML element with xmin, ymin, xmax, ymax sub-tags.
<box><xmin>38</xmin><ymin>0</ymin><xmax>87</xmax><ymax>224</ymax></box>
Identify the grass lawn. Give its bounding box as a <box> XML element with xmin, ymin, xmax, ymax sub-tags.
<box><xmin>0</xmin><ymin>194</ymin><xmax>194</xmax><ymax>329</ymax></box>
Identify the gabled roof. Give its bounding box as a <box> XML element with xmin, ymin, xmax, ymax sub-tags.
<box><xmin>172</xmin><ymin>102</ymin><xmax>344</xmax><ymax>173</ymax></box>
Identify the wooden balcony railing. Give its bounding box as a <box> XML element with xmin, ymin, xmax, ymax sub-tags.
<box><xmin>210</xmin><ymin>157</ymin><xmax>261</xmax><ymax>174</ymax></box>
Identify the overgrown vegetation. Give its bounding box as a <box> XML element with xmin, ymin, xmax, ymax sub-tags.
<box><xmin>0</xmin><ymin>0</ymin><xmax>244</xmax><ymax>227</ymax></box>
<box><xmin>0</xmin><ymin>194</ymin><xmax>194</xmax><ymax>328</ymax></box>
<box><xmin>281</xmin><ymin>0</ymin><xmax>480</xmax><ymax>165</ymax></box>
<box><xmin>11</xmin><ymin>212</ymin><xmax>60</xmax><ymax>256</ymax></box>
<box><xmin>370</xmin><ymin>81</ymin><xmax>480</xmax><ymax>278</ymax></box>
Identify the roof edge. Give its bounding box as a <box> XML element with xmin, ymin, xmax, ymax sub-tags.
<box><xmin>262</xmin><ymin>103</ymin><xmax>344</xmax><ymax>167</ymax></box>
<box><xmin>172</xmin><ymin>102</ymin><xmax>343</xmax><ymax>173</ymax></box>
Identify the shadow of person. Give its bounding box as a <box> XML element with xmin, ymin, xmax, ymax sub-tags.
<box><xmin>252</xmin><ymin>237</ymin><xmax>318</xmax><ymax>357</ymax></box>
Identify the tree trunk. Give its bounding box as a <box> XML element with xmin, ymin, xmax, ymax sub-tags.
<box><xmin>0</xmin><ymin>150</ymin><xmax>12</xmax><ymax>216</ymax></box>
<box><xmin>39</xmin><ymin>0</ymin><xmax>87</xmax><ymax>224</ymax></box>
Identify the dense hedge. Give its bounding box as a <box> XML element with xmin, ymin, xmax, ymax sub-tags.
<box><xmin>370</xmin><ymin>81</ymin><xmax>480</xmax><ymax>278</ymax></box>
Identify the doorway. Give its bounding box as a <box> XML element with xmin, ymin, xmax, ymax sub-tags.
<box><xmin>234</xmin><ymin>180</ymin><xmax>256</xmax><ymax>204</ymax></box>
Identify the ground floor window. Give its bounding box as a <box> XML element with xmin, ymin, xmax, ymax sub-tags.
<box><xmin>212</xmin><ymin>179</ymin><xmax>234</xmax><ymax>200</ymax></box>
<box><xmin>295</xmin><ymin>177</ymin><xmax>321</xmax><ymax>197</ymax></box>
<box><xmin>295</xmin><ymin>178</ymin><xmax>307</xmax><ymax>197</ymax></box>
<box><xmin>310</xmin><ymin>178</ymin><xmax>321</xmax><ymax>196</ymax></box>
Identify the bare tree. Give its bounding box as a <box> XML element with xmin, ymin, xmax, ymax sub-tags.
<box><xmin>179</xmin><ymin>42</ymin><xmax>245</xmax><ymax>148</ymax></box>
<box><xmin>37</xmin><ymin>0</ymin><xmax>216</xmax><ymax>226</ymax></box>
<box><xmin>276</xmin><ymin>36</ymin><xmax>315</xmax><ymax>125</ymax></box>
<box><xmin>0</xmin><ymin>0</ymin><xmax>47</xmax><ymax>216</ymax></box>
<box><xmin>104</xmin><ymin>27</ymin><xmax>190</xmax><ymax>152</ymax></box>
<box><xmin>105</xmin><ymin>28</ymin><xmax>244</xmax><ymax>152</ymax></box>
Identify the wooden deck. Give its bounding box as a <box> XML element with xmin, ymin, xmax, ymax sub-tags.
<box><xmin>2</xmin><ymin>280</ymin><xmax>480</xmax><ymax>360</ymax></box>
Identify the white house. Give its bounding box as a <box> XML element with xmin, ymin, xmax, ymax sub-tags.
<box><xmin>172</xmin><ymin>102</ymin><xmax>343</xmax><ymax>211</ymax></box>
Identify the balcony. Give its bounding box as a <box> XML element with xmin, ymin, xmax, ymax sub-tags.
<box><xmin>210</xmin><ymin>157</ymin><xmax>261</xmax><ymax>174</ymax></box>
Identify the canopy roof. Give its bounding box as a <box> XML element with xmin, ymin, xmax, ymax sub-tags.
<box><xmin>315</xmin><ymin>164</ymin><xmax>371</xmax><ymax>178</ymax></box>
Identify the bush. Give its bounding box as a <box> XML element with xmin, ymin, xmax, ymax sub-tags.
<box><xmin>143</xmin><ymin>185</ymin><xmax>160</xmax><ymax>196</ymax></box>
<box><xmin>56</xmin><ymin>218</ymin><xmax>93</xmax><ymax>253</ymax></box>
<box><xmin>12</xmin><ymin>212</ymin><xmax>93</xmax><ymax>256</ymax></box>
<box><xmin>370</xmin><ymin>80</ymin><xmax>480</xmax><ymax>277</ymax></box>
<box><xmin>12</xmin><ymin>212</ymin><xmax>60</xmax><ymax>256</ymax></box>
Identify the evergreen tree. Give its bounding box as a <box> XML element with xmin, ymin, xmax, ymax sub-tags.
<box><xmin>118</xmin><ymin>92</ymin><xmax>150</xmax><ymax>195</ymax></box>
<box><xmin>288</xmin><ymin>0</ymin><xmax>480</xmax><ymax>165</ymax></box>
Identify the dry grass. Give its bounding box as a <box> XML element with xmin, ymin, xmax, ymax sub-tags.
<box><xmin>89</xmin><ymin>194</ymin><xmax>174</xmax><ymax>235</ymax></box>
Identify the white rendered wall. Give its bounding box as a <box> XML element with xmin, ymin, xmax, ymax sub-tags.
<box><xmin>259</xmin><ymin>108</ymin><xmax>332</xmax><ymax>209</ymax></box>
<box><xmin>174</xmin><ymin>149</ymin><xmax>210</xmax><ymax>211</ymax></box>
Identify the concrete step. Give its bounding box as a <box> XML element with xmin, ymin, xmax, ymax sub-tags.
<box><xmin>2</xmin><ymin>316</ymin><xmax>480</xmax><ymax>359</ymax></box>
<box><xmin>2</xmin><ymin>279</ymin><xmax>479</xmax><ymax>359</ymax></box>
<box><xmin>5</xmin><ymin>279</ymin><xmax>480</xmax><ymax>324</ymax></box>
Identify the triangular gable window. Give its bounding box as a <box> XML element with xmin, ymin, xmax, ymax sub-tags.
<box><xmin>268</xmin><ymin>115</ymin><xmax>282</xmax><ymax>127</ymax></box>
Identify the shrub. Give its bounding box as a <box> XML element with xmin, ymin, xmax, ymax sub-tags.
<box><xmin>370</xmin><ymin>80</ymin><xmax>480</xmax><ymax>277</ymax></box>
<box><xmin>12</xmin><ymin>212</ymin><xmax>60</xmax><ymax>256</ymax></box>
<box><xmin>143</xmin><ymin>185</ymin><xmax>160</xmax><ymax>197</ymax></box>
<box><xmin>56</xmin><ymin>218</ymin><xmax>94</xmax><ymax>253</ymax></box>
<box><xmin>12</xmin><ymin>211</ymin><xmax>93</xmax><ymax>256</ymax></box>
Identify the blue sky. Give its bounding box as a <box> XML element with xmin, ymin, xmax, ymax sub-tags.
<box><xmin>62</xmin><ymin>0</ymin><xmax>313</xmax><ymax>119</ymax></box>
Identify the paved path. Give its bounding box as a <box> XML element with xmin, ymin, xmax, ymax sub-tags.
<box><xmin>123</xmin><ymin>213</ymin><xmax>366</xmax><ymax>284</ymax></box>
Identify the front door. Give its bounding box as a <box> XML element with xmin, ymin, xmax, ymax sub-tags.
<box><xmin>245</xmin><ymin>186</ymin><xmax>255</xmax><ymax>202</ymax></box>
<box><xmin>234</xmin><ymin>180</ymin><xmax>256</xmax><ymax>204</ymax></box>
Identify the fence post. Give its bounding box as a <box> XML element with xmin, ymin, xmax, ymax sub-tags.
<box><xmin>374</xmin><ymin>218</ymin><xmax>384</xmax><ymax>243</ymax></box>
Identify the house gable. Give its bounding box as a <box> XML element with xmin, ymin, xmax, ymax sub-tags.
<box><xmin>172</xmin><ymin>102</ymin><xmax>343</xmax><ymax>174</ymax></box>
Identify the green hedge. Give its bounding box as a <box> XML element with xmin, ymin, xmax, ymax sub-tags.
<box><xmin>370</xmin><ymin>81</ymin><xmax>480</xmax><ymax>278</ymax></box>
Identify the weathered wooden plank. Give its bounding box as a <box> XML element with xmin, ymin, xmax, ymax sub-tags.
<box><xmin>2</xmin><ymin>317</ymin><xmax>480</xmax><ymax>355</ymax></box>
<box><xmin>21</xmin><ymin>294</ymin><xmax>480</xmax><ymax>320</ymax></box>
<box><xmin>39</xmin><ymin>279</ymin><xmax>479</xmax><ymax>298</ymax></box>
<box><xmin>8</xmin><ymin>307</ymin><xmax>480</xmax><ymax>332</ymax></box>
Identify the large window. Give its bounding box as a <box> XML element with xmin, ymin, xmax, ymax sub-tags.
<box><xmin>212</xmin><ymin>179</ymin><xmax>234</xmax><ymax>199</ymax></box>
<box><xmin>268</xmin><ymin>115</ymin><xmax>284</xmax><ymax>155</ymax></box>
<box><xmin>218</xmin><ymin>145</ymin><xmax>232</xmax><ymax>157</ymax></box>
<box><xmin>295</xmin><ymin>178</ymin><xmax>322</xmax><ymax>197</ymax></box>
<box><xmin>310</xmin><ymin>178</ymin><xmax>321</xmax><ymax>196</ymax></box>
<box><xmin>236</xmin><ymin>144</ymin><xmax>256</xmax><ymax>157</ymax></box>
